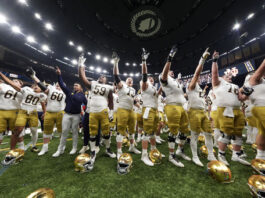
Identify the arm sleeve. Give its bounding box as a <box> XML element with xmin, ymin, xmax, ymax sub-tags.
<box><xmin>58</xmin><ymin>75</ymin><xmax>70</xmax><ymax>95</ymax></box>
<box><xmin>83</xmin><ymin>94</ymin><xmax>87</xmax><ymax>106</ymax></box>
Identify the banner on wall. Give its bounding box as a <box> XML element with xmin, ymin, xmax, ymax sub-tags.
<box><xmin>218</xmin><ymin>59</ymin><xmax>255</xmax><ymax>77</ymax></box>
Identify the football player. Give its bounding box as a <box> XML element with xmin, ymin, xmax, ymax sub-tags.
<box><xmin>0</xmin><ymin>74</ymin><xmax>22</xmax><ymax>145</ymax></box>
<box><xmin>53</xmin><ymin>66</ymin><xmax>87</xmax><ymax>157</ymax></box>
<box><xmin>244</xmin><ymin>59</ymin><xmax>265</xmax><ymax>160</ymax></box>
<box><xmin>140</xmin><ymin>48</ymin><xmax>162</xmax><ymax>166</ymax></box>
<box><xmin>0</xmin><ymin>72</ymin><xmax>46</xmax><ymax>151</ymax></box>
<box><xmin>244</xmin><ymin>98</ymin><xmax>258</xmax><ymax>144</ymax></box>
<box><xmin>159</xmin><ymin>46</ymin><xmax>191</xmax><ymax>167</ymax></box>
<box><xmin>212</xmin><ymin>51</ymin><xmax>250</xmax><ymax>166</ymax></box>
<box><xmin>112</xmin><ymin>52</ymin><xmax>141</xmax><ymax>160</ymax></box>
<box><xmin>156</xmin><ymin>93</ymin><xmax>166</xmax><ymax>143</ymax></box>
<box><xmin>26</xmin><ymin>68</ymin><xmax>66</xmax><ymax>156</ymax></box>
<box><xmin>186</xmin><ymin>48</ymin><xmax>216</xmax><ymax>167</ymax></box>
<box><xmin>78</xmin><ymin>54</ymin><xmax>116</xmax><ymax>165</ymax></box>
<box><xmin>134</xmin><ymin>91</ymin><xmax>143</xmax><ymax>143</ymax></box>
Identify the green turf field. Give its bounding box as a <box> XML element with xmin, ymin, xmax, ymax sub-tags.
<box><xmin>0</xmin><ymin>132</ymin><xmax>255</xmax><ymax>198</ymax></box>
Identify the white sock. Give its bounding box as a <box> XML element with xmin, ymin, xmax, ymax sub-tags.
<box><xmin>142</xmin><ymin>149</ymin><xmax>147</xmax><ymax>155</ymax></box>
<box><xmin>117</xmin><ymin>148</ymin><xmax>122</xmax><ymax>153</ymax></box>
<box><xmin>30</xmin><ymin>127</ymin><xmax>38</xmax><ymax>147</ymax></box>
<box><xmin>18</xmin><ymin>141</ymin><xmax>24</xmax><ymax>149</ymax></box>
<box><xmin>90</xmin><ymin>141</ymin><xmax>96</xmax><ymax>152</ymax></box>
<box><xmin>168</xmin><ymin>142</ymin><xmax>175</xmax><ymax>155</ymax></box>
<box><xmin>190</xmin><ymin>131</ymin><xmax>199</xmax><ymax>158</ymax></box>
<box><xmin>204</xmin><ymin>132</ymin><xmax>214</xmax><ymax>156</ymax></box>
<box><xmin>104</xmin><ymin>138</ymin><xmax>111</xmax><ymax>149</ymax></box>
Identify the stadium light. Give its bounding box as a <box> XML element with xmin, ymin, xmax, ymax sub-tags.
<box><xmin>11</xmin><ymin>26</ymin><xmax>21</xmax><ymax>34</ymax></box>
<box><xmin>135</xmin><ymin>73</ymin><xmax>139</xmax><ymax>77</ymax></box>
<box><xmin>133</xmin><ymin>63</ymin><xmax>137</xmax><ymax>67</ymax></box>
<box><xmin>34</xmin><ymin>13</ymin><xmax>42</xmax><ymax>20</ymax></box>
<box><xmin>247</xmin><ymin>13</ymin><xmax>255</xmax><ymax>20</ymax></box>
<box><xmin>64</xmin><ymin>57</ymin><xmax>69</xmax><ymax>60</ymax></box>
<box><xmin>89</xmin><ymin>66</ymin><xmax>94</xmax><ymax>70</ymax></box>
<box><xmin>103</xmin><ymin>57</ymin><xmax>108</xmax><ymax>63</ymax></box>
<box><xmin>110</xmin><ymin>59</ymin><xmax>115</xmax><ymax>64</ymax></box>
<box><xmin>96</xmin><ymin>67</ymin><xmax>102</xmax><ymax>73</ymax></box>
<box><xmin>69</xmin><ymin>41</ymin><xmax>74</xmax><ymax>46</ymax></box>
<box><xmin>87</xmin><ymin>52</ymin><xmax>92</xmax><ymax>55</ymax></box>
<box><xmin>42</xmin><ymin>44</ymin><xmax>50</xmax><ymax>51</ymax></box>
<box><xmin>125</xmin><ymin>62</ymin><xmax>130</xmax><ymax>66</ymax></box>
<box><xmin>103</xmin><ymin>69</ymin><xmax>107</xmax><ymax>73</ymax></box>
<box><xmin>129</xmin><ymin>73</ymin><xmax>134</xmax><ymax>77</ymax></box>
<box><xmin>123</xmin><ymin>73</ymin><xmax>128</xmax><ymax>76</ymax></box>
<box><xmin>72</xmin><ymin>59</ymin><xmax>77</xmax><ymax>65</ymax></box>
<box><xmin>18</xmin><ymin>0</ymin><xmax>28</xmax><ymax>6</ymax></box>
<box><xmin>26</xmin><ymin>35</ymin><xmax>36</xmax><ymax>43</ymax></box>
<box><xmin>45</xmin><ymin>23</ymin><xmax>53</xmax><ymax>31</ymax></box>
<box><xmin>77</xmin><ymin>46</ymin><xmax>83</xmax><ymax>52</ymax></box>
<box><xmin>232</xmin><ymin>23</ymin><xmax>241</xmax><ymax>30</ymax></box>
<box><xmin>95</xmin><ymin>54</ymin><xmax>101</xmax><ymax>60</ymax></box>
<box><xmin>0</xmin><ymin>14</ymin><xmax>7</xmax><ymax>24</ymax></box>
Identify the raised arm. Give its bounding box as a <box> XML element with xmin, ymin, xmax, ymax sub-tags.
<box><xmin>56</xmin><ymin>67</ymin><xmax>71</xmax><ymax>95</ymax></box>
<box><xmin>211</xmin><ymin>51</ymin><xmax>220</xmax><ymax>87</ymax></box>
<box><xmin>161</xmin><ymin>45</ymin><xmax>178</xmax><ymax>82</ymax></box>
<box><xmin>0</xmin><ymin>72</ymin><xmax>21</xmax><ymax>91</ymax></box>
<box><xmin>188</xmin><ymin>48</ymin><xmax>210</xmax><ymax>91</ymax></box>
<box><xmin>78</xmin><ymin>54</ymin><xmax>91</xmax><ymax>90</ymax></box>
<box><xmin>112</xmin><ymin>52</ymin><xmax>123</xmax><ymax>89</ymax></box>
<box><xmin>25</xmin><ymin>67</ymin><xmax>49</xmax><ymax>94</ymax></box>
<box><xmin>249</xmin><ymin>59</ymin><xmax>265</xmax><ymax>86</ymax></box>
<box><xmin>141</xmin><ymin>48</ymin><xmax>150</xmax><ymax>91</ymax></box>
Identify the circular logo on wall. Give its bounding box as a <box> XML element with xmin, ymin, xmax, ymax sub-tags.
<box><xmin>130</xmin><ymin>7</ymin><xmax>162</xmax><ymax>38</ymax></box>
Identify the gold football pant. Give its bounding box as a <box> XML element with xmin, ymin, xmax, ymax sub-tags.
<box><xmin>117</xmin><ymin>108</ymin><xmax>135</xmax><ymax>136</ymax></box>
<box><xmin>109</xmin><ymin>112</ymin><xmax>117</xmax><ymax>129</ymax></box>
<box><xmin>136</xmin><ymin>113</ymin><xmax>143</xmax><ymax>129</ymax></box>
<box><xmin>164</xmin><ymin>104</ymin><xmax>189</xmax><ymax>135</ymax></box>
<box><xmin>217</xmin><ymin>107</ymin><xmax>245</xmax><ymax>136</ymax></box>
<box><xmin>89</xmin><ymin>109</ymin><xmax>110</xmax><ymax>136</ymax></box>
<box><xmin>246</xmin><ymin>116</ymin><xmax>257</xmax><ymax>128</ymax></box>
<box><xmin>252</xmin><ymin>106</ymin><xmax>265</xmax><ymax>136</ymax></box>
<box><xmin>15</xmin><ymin>110</ymin><xmax>38</xmax><ymax>128</ymax></box>
<box><xmin>210</xmin><ymin>110</ymin><xmax>220</xmax><ymax>129</ymax></box>
<box><xmin>142</xmin><ymin>107</ymin><xmax>158</xmax><ymax>135</ymax></box>
<box><xmin>0</xmin><ymin>110</ymin><xmax>18</xmax><ymax>133</ymax></box>
<box><xmin>43</xmin><ymin>111</ymin><xmax>64</xmax><ymax>134</ymax></box>
<box><xmin>188</xmin><ymin>108</ymin><xmax>212</xmax><ymax>133</ymax></box>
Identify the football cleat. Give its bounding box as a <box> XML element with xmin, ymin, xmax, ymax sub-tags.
<box><xmin>176</xmin><ymin>150</ymin><xmax>191</xmax><ymax>161</ymax></box>
<box><xmin>169</xmin><ymin>154</ymin><xmax>184</xmax><ymax>167</ymax></box>
<box><xmin>26</xmin><ymin>188</ymin><xmax>55</xmax><ymax>198</ymax></box>
<box><xmin>192</xmin><ymin>156</ymin><xmax>204</xmax><ymax>167</ymax></box>
<box><xmin>117</xmin><ymin>153</ymin><xmax>133</xmax><ymax>175</ymax></box>
<box><xmin>207</xmin><ymin>154</ymin><xmax>217</xmax><ymax>161</ymax></box>
<box><xmin>106</xmin><ymin>148</ymin><xmax>116</xmax><ymax>158</ymax></box>
<box><xmin>79</xmin><ymin>145</ymin><xmax>89</xmax><ymax>154</ymax></box>
<box><xmin>31</xmin><ymin>146</ymin><xmax>39</xmax><ymax>153</ymax></box>
<box><xmin>1</xmin><ymin>149</ymin><xmax>24</xmax><ymax>166</ymax></box>
<box><xmin>155</xmin><ymin>138</ymin><xmax>162</xmax><ymax>144</ymax></box>
<box><xmin>218</xmin><ymin>153</ymin><xmax>229</xmax><ymax>166</ymax></box>
<box><xmin>52</xmin><ymin>149</ymin><xmax>64</xmax><ymax>157</ymax></box>
<box><xmin>38</xmin><ymin>146</ymin><xmax>48</xmax><ymax>156</ymax></box>
<box><xmin>231</xmin><ymin>154</ymin><xmax>251</xmax><ymax>166</ymax></box>
<box><xmin>69</xmin><ymin>148</ymin><xmax>77</xmax><ymax>155</ymax></box>
<box><xmin>128</xmin><ymin>146</ymin><xmax>141</xmax><ymax>154</ymax></box>
<box><xmin>141</xmin><ymin>153</ymin><xmax>154</xmax><ymax>166</ymax></box>
<box><xmin>207</xmin><ymin>160</ymin><xmax>232</xmax><ymax>183</ymax></box>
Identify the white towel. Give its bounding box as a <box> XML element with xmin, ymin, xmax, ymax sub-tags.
<box><xmin>223</xmin><ymin>107</ymin><xmax>234</xmax><ymax>118</ymax></box>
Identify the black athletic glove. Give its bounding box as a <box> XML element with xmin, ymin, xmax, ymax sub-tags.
<box><xmin>25</xmin><ymin>67</ymin><xmax>36</xmax><ymax>79</ymax></box>
<box><xmin>167</xmin><ymin>45</ymin><xmax>178</xmax><ymax>62</ymax></box>
<box><xmin>242</xmin><ymin>86</ymin><xmax>254</xmax><ymax>96</ymax></box>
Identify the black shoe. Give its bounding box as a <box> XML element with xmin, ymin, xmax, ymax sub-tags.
<box><xmin>31</xmin><ymin>146</ymin><xmax>39</xmax><ymax>153</ymax></box>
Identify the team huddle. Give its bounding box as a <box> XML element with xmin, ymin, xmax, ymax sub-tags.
<box><xmin>0</xmin><ymin>46</ymin><xmax>265</xmax><ymax>174</ymax></box>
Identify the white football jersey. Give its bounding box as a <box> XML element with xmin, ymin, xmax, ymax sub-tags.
<box><xmin>0</xmin><ymin>83</ymin><xmax>21</xmax><ymax>110</ymax></box>
<box><xmin>117</xmin><ymin>82</ymin><xmax>135</xmax><ymax>110</ymax></box>
<box><xmin>113</xmin><ymin>93</ymin><xmax>119</xmax><ymax>112</ymax></box>
<box><xmin>157</xmin><ymin>95</ymin><xmax>164</xmax><ymax>112</ymax></box>
<box><xmin>20</xmin><ymin>87</ymin><xmax>47</xmax><ymax>112</ymax></box>
<box><xmin>213</xmin><ymin>78</ymin><xmax>241</xmax><ymax>107</ymax></box>
<box><xmin>244</xmin><ymin>99</ymin><xmax>253</xmax><ymax>117</ymax></box>
<box><xmin>133</xmin><ymin>94</ymin><xmax>142</xmax><ymax>114</ymax></box>
<box><xmin>208</xmin><ymin>89</ymin><xmax>217</xmax><ymax>111</ymax></box>
<box><xmin>186</xmin><ymin>83</ymin><xmax>205</xmax><ymax>109</ymax></box>
<box><xmin>159</xmin><ymin>75</ymin><xmax>186</xmax><ymax>105</ymax></box>
<box><xmin>90</xmin><ymin>81</ymin><xmax>112</xmax><ymax>113</ymax></box>
<box><xmin>141</xmin><ymin>81</ymin><xmax>158</xmax><ymax>109</ymax></box>
<box><xmin>46</xmin><ymin>85</ymin><xmax>66</xmax><ymax>112</ymax></box>
<box><xmin>245</xmin><ymin>78</ymin><xmax>265</xmax><ymax>106</ymax></box>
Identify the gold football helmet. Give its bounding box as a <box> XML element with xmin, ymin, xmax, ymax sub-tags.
<box><xmin>149</xmin><ymin>149</ymin><xmax>162</xmax><ymax>164</ymax></box>
<box><xmin>74</xmin><ymin>153</ymin><xmax>93</xmax><ymax>172</ymax></box>
<box><xmin>207</xmin><ymin>160</ymin><xmax>232</xmax><ymax>183</ymax></box>
<box><xmin>252</xmin><ymin>144</ymin><xmax>257</xmax><ymax>151</ymax></box>
<box><xmin>26</xmin><ymin>188</ymin><xmax>55</xmax><ymax>198</ymax></box>
<box><xmin>198</xmin><ymin>135</ymin><xmax>205</xmax><ymax>144</ymax></box>
<box><xmin>117</xmin><ymin>153</ymin><xmax>133</xmax><ymax>175</ymax></box>
<box><xmin>1</xmin><ymin>149</ymin><xmax>24</xmax><ymax>166</ymax></box>
<box><xmin>122</xmin><ymin>138</ymin><xmax>130</xmax><ymax>147</ymax></box>
<box><xmin>248</xmin><ymin>175</ymin><xmax>265</xmax><ymax>198</ymax></box>
<box><xmin>199</xmin><ymin>145</ymin><xmax>216</xmax><ymax>158</ymax></box>
<box><xmin>251</xmin><ymin>159</ymin><xmax>265</xmax><ymax>176</ymax></box>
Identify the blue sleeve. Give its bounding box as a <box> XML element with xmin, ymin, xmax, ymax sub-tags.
<box><xmin>58</xmin><ymin>75</ymin><xmax>70</xmax><ymax>95</ymax></box>
<box><xmin>83</xmin><ymin>95</ymin><xmax>87</xmax><ymax>106</ymax></box>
